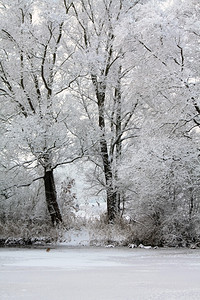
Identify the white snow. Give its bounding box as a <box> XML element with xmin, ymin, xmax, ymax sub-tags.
<box><xmin>61</xmin><ymin>228</ymin><xmax>90</xmax><ymax>247</ymax></box>
<box><xmin>0</xmin><ymin>247</ymin><xmax>200</xmax><ymax>300</ymax></box>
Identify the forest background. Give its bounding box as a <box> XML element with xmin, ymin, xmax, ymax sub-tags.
<box><xmin>0</xmin><ymin>0</ymin><xmax>199</xmax><ymax>248</ymax></box>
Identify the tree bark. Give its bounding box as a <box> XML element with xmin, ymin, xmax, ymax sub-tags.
<box><xmin>115</xmin><ymin>66</ymin><xmax>122</xmax><ymax>213</ymax></box>
<box><xmin>93</xmin><ymin>78</ymin><xmax>119</xmax><ymax>222</ymax></box>
<box><xmin>100</xmin><ymin>137</ymin><xmax>117</xmax><ymax>222</ymax></box>
<box><xmin>43</xmin><ymin>168</ymin><xmax>62</xmax><ymax>225</ymax></box>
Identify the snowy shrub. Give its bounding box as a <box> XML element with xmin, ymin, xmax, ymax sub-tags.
<box><xmin>58</xmin><ymin>178</ymin><xmax>77</xmax><ymax>228</ymax></box>
<box><xmin>88</xmin><ymin>214</ymin><xmax>135</xmax><ymax>246</ymax></box>
<box><xmin>127</xmin><ymin>194</ymin><xmax>200</xmax><ymax>247</ymax></box>
<box><xmin>0</xmin><ymin>219</ymin><xmax>67</xmax><ymax>246</ymax></box>
<box><xmin>161</xmin><ymin>212</ymin><xmax>200</xmax><ymax>247</ymax></box>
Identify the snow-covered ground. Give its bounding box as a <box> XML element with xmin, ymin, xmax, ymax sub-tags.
<box><xmin>0</xmin><ymin>247</ymin><xmax>200</xmax><ymax>300</ymax></box>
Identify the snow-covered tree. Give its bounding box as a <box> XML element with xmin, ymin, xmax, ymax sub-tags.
<box><xmin>67</xmin><ymin>0</ymin><xmax>142</xmax><ymax>222</ymax></box>
<box><xmin>118</xmin><ymin>0</ymin><xmax>200</xmax><ymax>245</ymax></box>
<box><xmin>0</xmin><ymin>0</ymin><xmax>83</xmax><ymax>224</ymax></box>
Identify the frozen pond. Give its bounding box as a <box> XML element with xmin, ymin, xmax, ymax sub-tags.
<box><xmin>0</xmin><ymin>247</ymin><xmax>200</xmax><ymax>299</ymax></box>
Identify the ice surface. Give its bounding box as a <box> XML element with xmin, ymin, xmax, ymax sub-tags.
<box><xmin>0</xmin><ymin>247</ymin><xmax>200</xmax><ymax>300</ymax></box>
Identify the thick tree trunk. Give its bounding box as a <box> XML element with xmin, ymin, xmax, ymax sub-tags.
<box><xmin>100</xmin><ymin>137</ymin><xmax>117</xmax><ymax>222</ymax></box>
<box><xmin>115</xmin><ymin>66</ymin><xmax>122</xmax><ymax>213</ymax></box>
<box><xmin>93</xmin><ymin>78</ymin><xmax>119</xmax><ymax>222</ymax></box>
<box><xmin>43</xmin><ymin>168</ymin><xmax>62</xmax><ymax>225</ymax></box>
